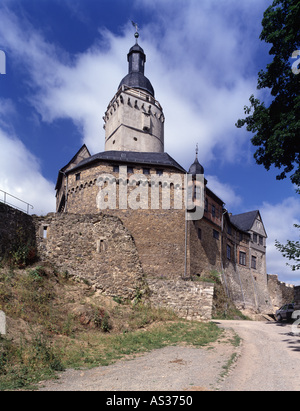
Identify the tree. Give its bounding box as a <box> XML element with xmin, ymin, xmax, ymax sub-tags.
<box><xmin>275</xmin><ymin>225</ymin><xmax>300</xmax><ymax>271</ymax></box>
<box><xmin>236</xmin><ymin>0</ymin><xmax>300</xmax><ymax>269</ymax></box>
<box><xmin>236</xmin><ymin>0</ymin><xmax>300</xmax><ymax>187</ymax></box>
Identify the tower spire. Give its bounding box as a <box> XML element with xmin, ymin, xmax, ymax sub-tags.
<box><xmin>131</xmin><ymin>21</ymin><xmax>139</xmax><ymax>44</ymax></box>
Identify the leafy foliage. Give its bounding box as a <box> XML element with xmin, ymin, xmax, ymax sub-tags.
<box><xmin>236</xmin><ymin>0</ymin><xmax>300</xmax><ymax>187</ymax></box>
<box><xmin>236</xmin><ymin>0</ymin><xmax>300</xmax><ymax>269</ymax></box>
<box><xmin>275</xmin><ymin>224</ymin><xmax>300</xmax><ymax>270</ymax></box>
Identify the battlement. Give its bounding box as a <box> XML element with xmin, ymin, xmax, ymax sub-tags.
<box><xmin>104</xmin><ymin>86</ymin><xmax>165</xmax><ymax>153</ymax></box>
<box><xmin>104</xmin><ymin>86</ymin><xmax>164</xmax><ymax>124</ymax></box>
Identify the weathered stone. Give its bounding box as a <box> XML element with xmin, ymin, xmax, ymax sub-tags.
<box><xmin>147</xmin><ymin>278</ymin><xmax>214</xmax><ymax>321</ymax></box>
<box><xmin>34</xmin><ymin>212</ymin><xmax>147</xmax><ymax>301</ymax></box>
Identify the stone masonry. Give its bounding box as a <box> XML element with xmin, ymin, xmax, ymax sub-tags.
<box><xmin>33</xmin><ymin>211</ymin><xmax>215</xmax><ymax>319</ymax></box>
<box><xmin>148</xmin><ymin>278</ymin><xmax>214</xmax><ymax>321</ymax></box>
<box><xmin>267</xmin><ymin>274</ymin><xmax>294</xmax><ymax>310</ymax></box>
<box><xmin>34</xmin><ymin>212</ymin><xmax>147</xmax><ymax>300</ymax></box>
<box><xmin>0</xmin><ymin>203</ymin><xmax>215</xmax><ymax>320</ymax></box>
<box><xmin>0</xmin><ymin>202</ymin><xmax>36</xmax><ymax>260</ymax></box>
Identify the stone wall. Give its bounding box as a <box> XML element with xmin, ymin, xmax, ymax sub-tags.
<box><xmin>33</xmin><ymin>212</ymin><xmax>215</xmax><ymax>319</ymax></box>
<box><xmin>34</xmin><ymin>212</ymin><xmax>147</xmax><ymax>301</ymax></box>
<box><xmin>189</xmin><ymin>218</ymin><xmax>222</xmax><ymax>277</ymax></box>
<box><xmin>223</xmin><ymin>261</ymin><xmax>272</xmax><ymax>313</ymax></box>
<box><xmin>60</xmin><ymin>161</ymin><xmax>188</xmax><ymax>279</ymax></box>
<box><xmin>0</xmin><ymin>203</ymin><xmax>36</xmax><ymax>261</ymax></box>
<box><xmin>267</xmin><ymin>274</ymin><xmax>294</xmax><ymax>310</ymax></box>
<box><xmin>147</xmin><ymin>277</ymin><xmax>214</xmax><ymax>321</ymax></box>
<box><xmin>108</xmin><ymin>209</ymin><xmax>186</xmax><ymax>278</ymax></box>
<box><xmin>294</xmin><ymin>285</ymin><xmax>300</xmax><ymax>310</ymax></box>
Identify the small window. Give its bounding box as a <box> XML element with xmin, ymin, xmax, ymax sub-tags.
<box><xmin>143</xmin><ymin>168</ymin><xmax>150</xmax><ymax>175</ymax></box>
<box><xmin>43</xmin><ymin>226</ymin><xmax>48</xmax><ymax>239</ymax></box>
<box><xmin>227</xmin><ymin>225</ymin><xmax>232</xmax><ymax>235</ymax></box>
<box><xmin>156</xmin><ymin>170</ymin><xmax>163</xmax><ymax>176</ymax></box>
<box><xmin>75</xmin><ymin>173</ymin><xmax>81</xmax><ymax>181</ymax></box>
<box><xmin>127</xmin><ymin>167</ymin><xmax>134</xmax><ymax>174</ymax></box>
<box><xmin>227</xmin><ymin>245</ymin><xmax>231</xmax><ymax>260</ymax></box>
<box><xmin>239</xmin><ymin>251</ymin><xmax>246</xmax><ymax>266</ymax></box>
<box><xmin>253</xmin><ymin>233</ymin><xmax>257</xmax><ymax>243</ymax></box>
<box><xmin>113</xmin><ymin>166</ymin><xmax>119</xmax><ymax>173</ymax></box>
<box><xmin>259</xmin><ymin>236</ymin><xmax>264</xmax><ymax>246</ymax></box>
<box><xmin>239</xmin><ymin>233</ymin><xmax>243</xmax><ymax>242</ymax></box>
<box><xmin>97</xmin><ymin>239</ymin><xmax>106</xmax><ymax>253</ymax></box>
<box><xmin>251</xmin><ymin>256</ymin><xmax>257</xmax><ymax>269</ymax></box>
<box><xmin>212</xmin><ymin>204</ymin><xmax>216</xmax><ymax>217</ymax></box>
<box><xmin>213</xmin><ymin>229</ymin><xmax>219</xmax><ymax>240</ymax></box>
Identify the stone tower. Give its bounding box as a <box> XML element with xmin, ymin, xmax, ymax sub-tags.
<box><xmin>104</xmin><ymin>37</ymin><xmax>165</xmax><ymax>153</ymax></box>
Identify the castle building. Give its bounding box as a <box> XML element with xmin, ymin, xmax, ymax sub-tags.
<box><xmin>54</xmin><ymin>32</ymin><xmax>271</xmax><ymax>313</ymax></box>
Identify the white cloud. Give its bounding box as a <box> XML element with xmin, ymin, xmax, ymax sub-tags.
<box><xmin>0</xmin><ymin>2</ymin><xmax>270</xmax><ymax>163</ymax></box>
<box><xmin>260</xmin><ymin>198</ymin><xmax>300</xmax><ymax>285</ymax></box>
<box><xmin>206</xmin><ymin>175</ymin><xmax>243</xmax><ymax>210</ymax></box>
<box><xmin>0</xmin><ymin>99</ymin><xmax>55</xmax><ymax>215</ymax></box>
<box><xmin>0</xmin><ymin>0</ymin><xmax>276</xmax><ymax>220</ymax></box>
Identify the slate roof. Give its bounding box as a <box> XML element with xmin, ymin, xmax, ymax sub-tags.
<box><xmin>68</xmin><ymin>151</ymin><xmax>187</xmax><ymax>174</ymax></box>
<box><xmin>118</xmin><ymin>72</ymin><xmax>154</xmax><ymax>97</ymax></box>
<box><xmin>188</xmin><ymin>157</ymin><xmax>204</xmax><ymax>175</ymax></box>
<box><xmin>230</xmin><ymin>210</ymin><xmax>260</xmax><ymax>232</ymax></box>
<box><xmin>118</xmin><ymin>42</ymin><xmax>155</xmax><ymax>97</ymax></box>
<box><xmin>55</xmin><ymin>144</ymin><xmax>91</xmax><ymax>190</ymax></box>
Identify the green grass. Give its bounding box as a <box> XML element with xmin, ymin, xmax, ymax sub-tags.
<box><xmin>0</xmin><ymin>318</ymin><xmax>222</xmax><ymax>390</ymax></box>
<box><xmin>0</xmin><ymin>333</ymin><xmax>64</xmax><ymax>391</ymax></box>
<box><xmin>60</xmin><ymin>320</ymin><xmax>223</xmax><ymax>370</ymax></box>
<box><xmin>0</xmin><ymin>265</ymin><xmax>224</xmax><ymax>391</ymax></box>
<box><xmin>220</xmin><ymin>353</ymin><xmax>238</xmax><ymax>379</ymax></box>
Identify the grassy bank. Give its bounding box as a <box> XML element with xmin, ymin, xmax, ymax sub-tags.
<box><xmin>0</xmin><ymin>264</ymin><xmax>223</xmax><ymax>390</ymax></box>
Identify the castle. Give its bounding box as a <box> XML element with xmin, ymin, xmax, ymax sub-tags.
<box><xmin>51</xmin><ymin>31</ymin><xmax>272</xmax><ymax>316</ymax></box>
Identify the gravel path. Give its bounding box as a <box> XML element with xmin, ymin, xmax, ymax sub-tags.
<box><xmin>38</xmin><ymin>320</ymin><xmax>300</xmax><ymax>391</ymax></box>
<box><xmin>38</xmin><ymin>328</ymin><xmax>238</xmax><ymax>391</ymax></box>
<box><xmin>217</xmin><ymin>320</ymin><xmax>300</xmax><ymax>391</ymax></box>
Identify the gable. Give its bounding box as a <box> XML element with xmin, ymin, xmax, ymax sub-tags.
<box><xmin>64</xmin><ymin>145</ymin><xmax>91</xmax><ymax>173</ymax></box>
<box><xmin>251</xmin><ymin>213</ymin><xmax>267</xmax><ymax>237</ymax></box>
<box><xmin>230</xmin><ymin>210</ymin><xmax>267</xmax><ymax>238</ymax></box>
<box><xmin>55</xmin><ymin>144</ymin><xmax>91</xmax><ymax>191</ymax></box>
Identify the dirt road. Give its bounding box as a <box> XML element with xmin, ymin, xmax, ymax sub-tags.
<box><xmin>216</xmin><ymin>320</ymin><xmax>300</xmax><ymax>391</ymax></box>
<box><xmin>38</xmin><ymin>320</ymin><xmax>300</xmax><ymax>391</ymax></box>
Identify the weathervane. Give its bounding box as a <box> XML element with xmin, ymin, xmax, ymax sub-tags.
<box><xmin>131</xmin><ymin>21</ymin><xmax>139</xmax><ymax>43</ymax></box>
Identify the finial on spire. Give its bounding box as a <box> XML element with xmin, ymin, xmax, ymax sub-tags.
<box><xmin>195</xmin><ymin>143</ymin><xmax>199</xmax><ymax>159</ymax></box>
<box><xmin>131</xmin><ymin>21</ymin><xmax>139</xmax><ymax>43</ymax></box>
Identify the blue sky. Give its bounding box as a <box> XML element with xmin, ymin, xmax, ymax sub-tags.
<box><xmin>0</xmin><ymin>0</ymin><xmax>299</xmax><ymax>284</ymax></box>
